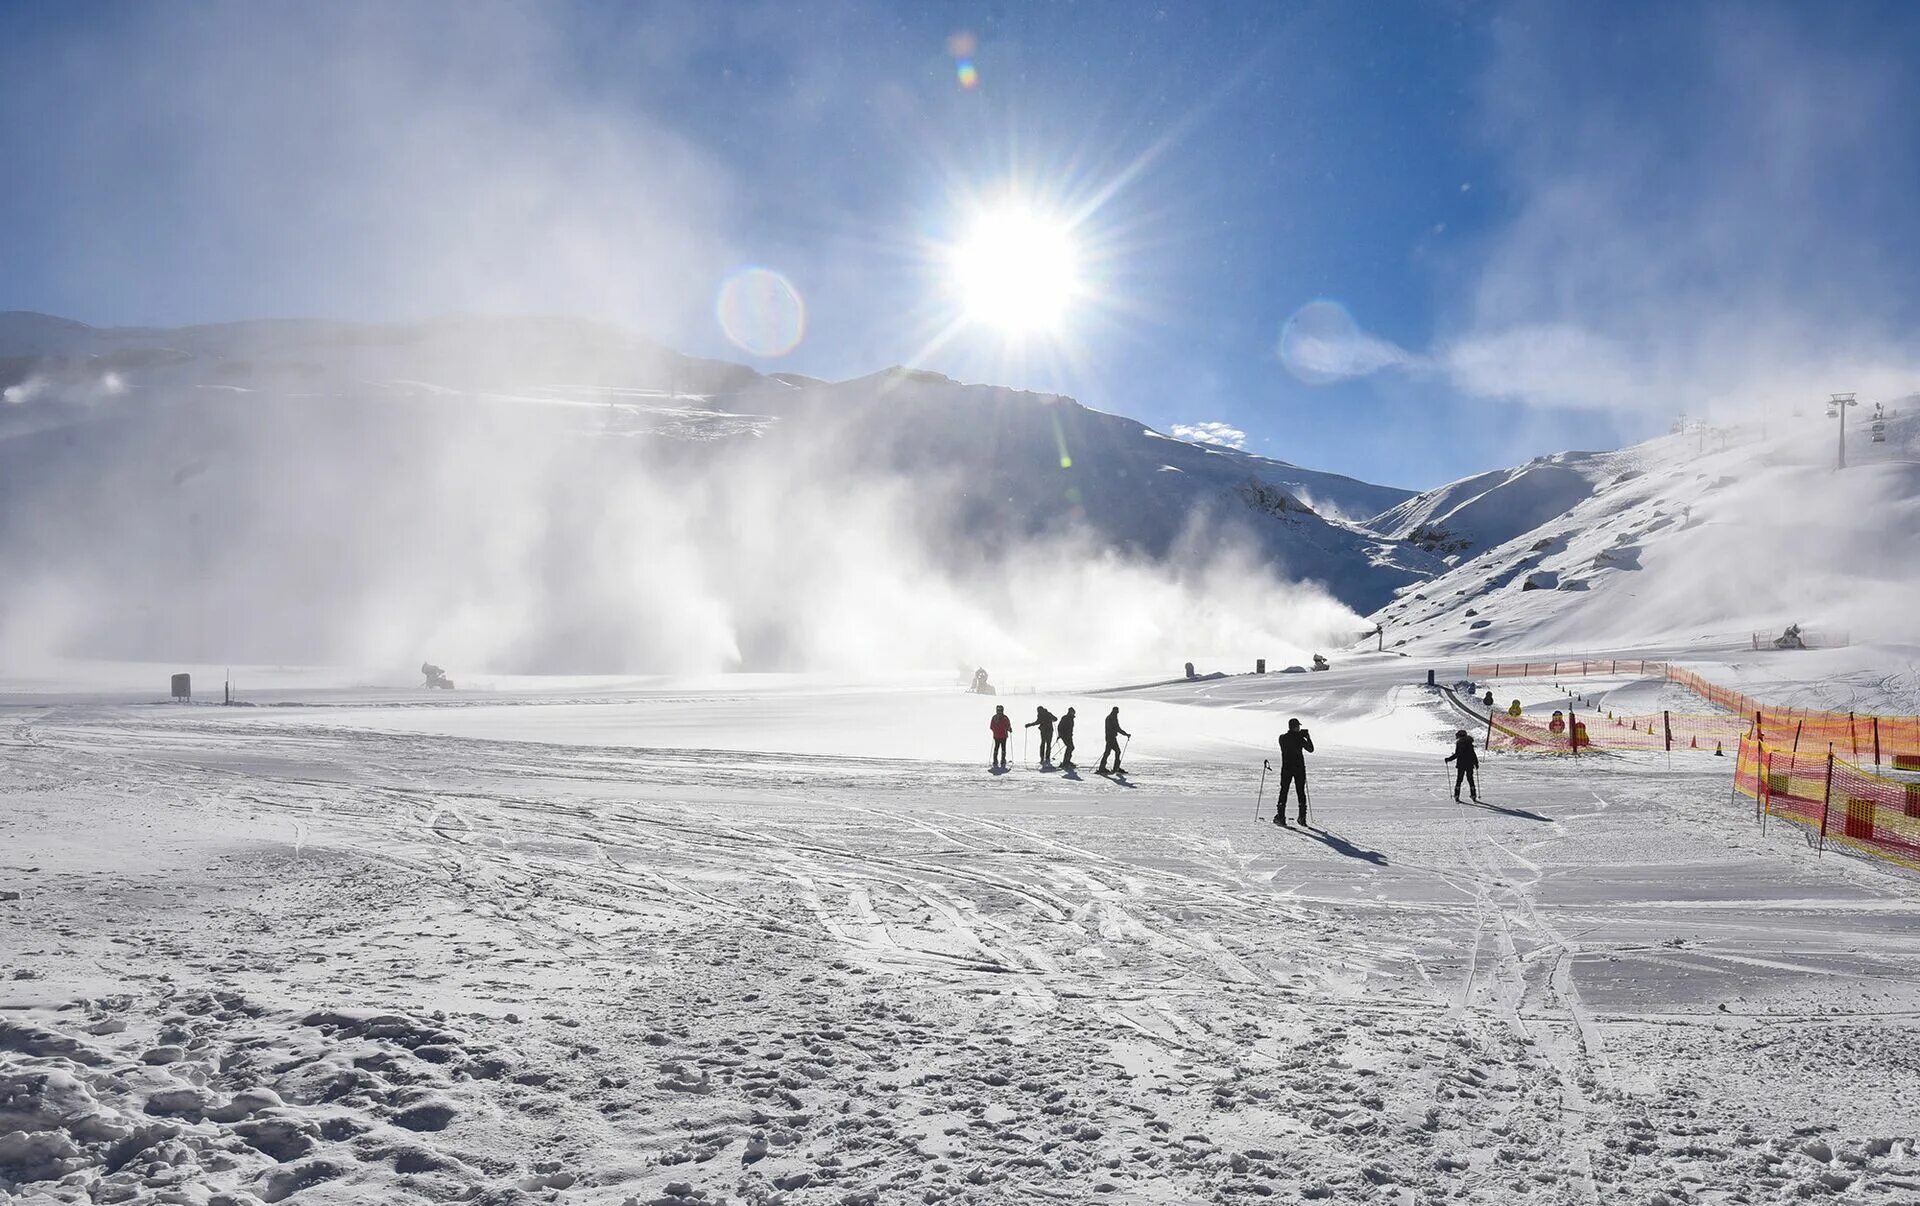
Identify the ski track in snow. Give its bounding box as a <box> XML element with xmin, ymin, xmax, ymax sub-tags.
<box><xmin>5</xmin><ymin>664</ymin><xmax>1920</xmax><ymax>1204</ymax></box>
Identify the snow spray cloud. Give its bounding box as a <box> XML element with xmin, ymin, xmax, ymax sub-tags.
<box><xmin>0</xmin><ymin>347</ymin><xmax>1362</xmax><ymax>676</ymax></box>
<box><xmin>0</xmin><ymin>4</ymin><xmax>1363</xmax><ymax>675</ymax></box>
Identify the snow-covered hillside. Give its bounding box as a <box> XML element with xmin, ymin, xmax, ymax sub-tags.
<box><xmin>0</xmin><ymin>313</ymin><xmax>1435</xmax><ymax>672</ymax></box>
<box><xmin>750</xmin><ymin>367</ymin><xmax>1434</xmax><ymax>606</ymax></box>
<box><xmin>1367</xmin><ymin>454</ymin><xmax>1611</xmax><ymax>558</ymax></box>
<box><xmin>1366</xmin><ymin>409</ymin><xmax>1920</xmax><ymax>654</ymax></box>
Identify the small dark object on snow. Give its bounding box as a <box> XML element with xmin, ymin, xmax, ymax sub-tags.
<box><xmin>421</xmin><ymin>662</ymin><xmax>455</xmax><ymax>689</ymax></box>
<box><xmin>170</xmin><ymin>673</ymin><xmax>191</xmax><ymax>702</ymax></box>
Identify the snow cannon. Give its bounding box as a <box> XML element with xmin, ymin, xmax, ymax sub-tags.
<box><xmin>1311</xmin><ymin>654</ymin><xmax>1329</xmax><ymax>672</ymax></box>
<box><xmin>421</xmin><ymin>662</ymin><xmax>455</xmax><ymax>690</ymax></box>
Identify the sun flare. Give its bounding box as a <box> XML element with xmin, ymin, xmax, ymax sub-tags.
<box><xmin>949</xmin><ymin>206</ymin><xmax>1082</xmax><ymax>336</ymax></box>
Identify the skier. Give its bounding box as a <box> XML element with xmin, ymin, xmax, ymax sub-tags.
<box><xmin>989</xmin><ymin>705</ymin><xmax>1012</xmax><ymax>769</ymax></box>
<box><xmin>1274</xmin><ymin>718</ymin><xmax>1314</xmax><ymax>826</ymax></box>
<box><xmin>1057</xmin><ymin>707</ymin><xmax>1078</xmax><ymax>770</ymax></box>
<box><xmin>1025</xmin><ymin>706</ymin><xmax>1057</xmax><ymax>765</ymax></box>
<box><xmin>1098</xmin><ymin>707</ymin><xmax>1130</xmax><ymax>775</ymax></box>
<box><xmin>1445</xmin><ymin>728</ymin><xmax>1480</xmax><ymax>801</ymax></box>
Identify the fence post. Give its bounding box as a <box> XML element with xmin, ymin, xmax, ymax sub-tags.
<box><xmin>1849</xmin><ymin>711</ymin><xmax>1858</xmax><ymax>759</ymax></box>
<box><xmin>1819</xmin><ymin>749</ymin><xmax>1835</xmax><ymax>854</ymax></box>
<box><xmin>1570</xmin><ymin>709</ymin><xmax>1578</xmax><ymax>756</ymax></box>
<box><xmin>1874</xmin><ymin>716</ymin><xmax>1881</xmax><ymax>767</ymax></box>
<box><xmin>1754</xmin><ymin>710</ymin><xmax>1763</xmax><ymax>743</ymax></box>
<box><xmin>1484</xmin><ymin>705</ymin><xmax>1494</xmax><ymax>753</ymax></box>
<box><xmin>1664</xmin><ymin>710</ymin><xmax>1672</xmax><ymax>753</ymax></box>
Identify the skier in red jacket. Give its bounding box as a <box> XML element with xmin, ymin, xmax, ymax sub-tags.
<box><xmin>989</xmin><ymin>705</ymin><xmax>1012</xmax><ymax>769</ymax></box>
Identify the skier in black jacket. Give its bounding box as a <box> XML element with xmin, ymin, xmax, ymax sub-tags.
<box><xmin>1057</xmin><ymin>708</ymin><xmax>1078</xmax><ymax>770</ymax></box>
<box><xmin>1445</xmin><ymin>729</ymin><xmax>1480</xmax><ymax>801</ymax></box>
<box><xmin>1025</xmin><ymin>706</ymin><xmax>1057</xmax><ymax>765</ymax></box>
<box><xmin>1275</xmin><ymin>718</ymin><xmax>1314</xmax><ymax>826</ymax></box>
<box><xmin>1098</xmin><ymin>707</ymin><xmax>1130</xmax><ymax>775</ymax></box>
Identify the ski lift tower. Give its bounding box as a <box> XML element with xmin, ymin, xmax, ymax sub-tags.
<box><xmin>1828</xmin><ymin>392</ymin><xmax>1858</xmax><ymax>469</ymax></box>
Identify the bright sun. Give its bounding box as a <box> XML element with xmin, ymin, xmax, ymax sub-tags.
<box><xmin>949</xmin><ymin>206</ymin><xmax>1081</xmax><ymax>336</ymax></box>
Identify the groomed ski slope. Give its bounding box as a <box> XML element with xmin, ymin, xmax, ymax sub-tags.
<box><xmin>5</xmin><ymin>656</ymin><xmax>1920</xmax><ymax>1204</ymax></box>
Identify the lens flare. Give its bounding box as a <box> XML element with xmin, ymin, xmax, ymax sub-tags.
<box><xmin>1278</xmin><ymin>299</ymin><xmax>1411</xmax><ymax>385</ymax></box>
<box><xmin>716</xmin><ymin>267</ymin><xmax>805</xmax><ymax>358</ymax></box>
<box><xmin>956</xmin><ymin>58</ymin><xmax>979</xmax><ymax>89</ymax></box>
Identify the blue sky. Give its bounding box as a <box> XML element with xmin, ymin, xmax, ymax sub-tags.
<box><xmin>5</xmin><ymin>1</ymin><xmax>1920</xmax><ymax>489</ymax></box>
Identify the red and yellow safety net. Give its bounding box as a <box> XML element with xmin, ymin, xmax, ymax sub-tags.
<box><xmin>1735</xmin><ymin>733</ymin><xmax>1920</xmax><ymax>872</ymax></box>
<box><xmin>1468</xmin><ymin>658</ymin><xmax>1920</xmax><ymax>764</ymax></box>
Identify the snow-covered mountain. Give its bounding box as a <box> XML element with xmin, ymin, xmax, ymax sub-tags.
<box><xmin>737</xmin><ymin>366</ymin><xmax>1433</xmax><ymax>602</ymax></box>
<box><xmin>1367</xmin><ymin>453</ymin><xmax>1612</xmax><ymax>558</ymax></box>
<box><xmin>23</xmin><ymin>310</ymin><xmax>1906</xmax><ymax>672</ymax></box>
<box><xmin>1364</xmin><ymin>409</ymin><xmax>1920</xmax><ymax>654</ymax></box>
<box><xmin>0</xmin><ymin>312</ymin><xmax>1436</xmax><ymax>670</ymax></box>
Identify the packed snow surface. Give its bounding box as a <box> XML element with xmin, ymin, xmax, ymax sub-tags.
<box><xmin>7</xmin><ymin>654</ymin><xmax>1920</xmax><ymax>1203</ymax></box>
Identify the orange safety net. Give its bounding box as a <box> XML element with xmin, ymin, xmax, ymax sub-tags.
<box><xmin>1484</xmin><ymin>707</ymin><xmax>1747</xmax><ymax>755</ymax></box>
<box><xmin>1734</xmin><ymin>733</ymin><xmax>1920</xmax><ymax>871</ymax></box>
<box><xmin>1468</xmin><ymin>658</ymin><xmax>1920</xmax><ymax>763</ymax></box>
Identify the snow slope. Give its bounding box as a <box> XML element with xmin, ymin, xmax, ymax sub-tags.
<box><xmin>1366</xmin><ymin>411</ymin><xmax>1920</xmax><ymax>654</ymax></box>
<box><xmin>1367</xmin><ymin>454</ymin><xmax>1608</xmax><ymax>557</ymax></box>
<box><xmin>7</xmin><ymin>657</ymin><xmax>1920</xmax><ymax>1203</ymax></box>
<box><xmin>750</xmin><ymin>367</ymin><xmax>1437</xmax><ymax>609</ymax></box>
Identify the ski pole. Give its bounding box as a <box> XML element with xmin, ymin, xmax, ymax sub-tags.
<box><xmin>1256</xmin><ymin>759</ymin><xmax>1270</xmax><ymax>819</ymax></box>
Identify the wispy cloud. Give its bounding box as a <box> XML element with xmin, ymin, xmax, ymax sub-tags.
<box><xmin>1277</xmin><ymin>301</ymin><xmax>1414</xmax><ymax>386</ymax></box>
<box><xmin>1280</xmin><ymin>8</ymin><xmax>1920</xmax><ymax>421</ymax></box>
<box><xmin>1169</xmin><ymin>420</ymin><xmax>1247</xmax><ymax>449</ymax></box>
